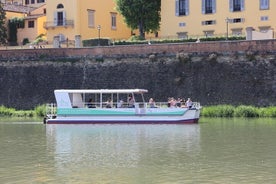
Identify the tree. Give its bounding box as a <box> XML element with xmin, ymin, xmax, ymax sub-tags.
<box><xmin>0</xmin><ymin>3</ymin><xmax>7</xmax><ymax>45</ymax></box>
<box><xmin>115</xmin><ymin>0</ymin><xmax>161</xmax><ymax>39</ymax></box>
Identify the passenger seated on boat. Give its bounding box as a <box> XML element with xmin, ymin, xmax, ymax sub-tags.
<box><xmin>87</xmin><ymin>98</ymin><xmax>95</xmax><ymax>108</ymax></box>
<box><xmin>176</xmin><ymin>98</ymin><xmax>183</xmax><ymax>107</ymax></box>
<box><xmin>168</xmin><ymin>97</ymin><xmax>176</xmax><ymax>108</ymax></box>
<box><xmin>149</xmin><ymin>98</ymin><xmax>156</xmax><ymax>108</ymax></box>
<box><xmin>105</xmin><ymin>99</ymin><xmax>112</xmax><ymax>108</ymax></box>
<box><xmin>186</xmin><ymin>98</ymin><xmax>193</xmax><ymax>109</ymax></box>
<box><xmin>128</xmin><ymin>95</ymin><xmax>135</xmax><ymax>108</ymax></box>
<box><xmin>117</xmin><ymin>99</ymin><xmax>124</xmax><ymax>108</ymax></box>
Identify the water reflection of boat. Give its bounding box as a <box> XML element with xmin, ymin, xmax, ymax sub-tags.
<box><xmin>45</xmin><ymin>89</ymin><xmax>201</xmax><ymax>124</ymax></box>
<box><xmin>46</xmin><ymin>124</ymin><xmax>201</xmax><ymax>169</ymax></box>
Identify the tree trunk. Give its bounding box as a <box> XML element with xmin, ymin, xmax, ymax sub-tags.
<box><xmin>138</xmin><ymin>20</ymin><xmax>145</xmax><ymax>39</ymax></box>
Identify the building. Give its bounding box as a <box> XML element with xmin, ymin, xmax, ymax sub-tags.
<box><xmin>44</xmin><ymin>0</ymin><xmax>134</xmax><ymax>45</ymax></box>
<box><xmin>17</xmin><ymin>4</ymin><xmax>46</xmax><ymax>45</ymax></box>
<box><xmin>160</xmin><ymin>0</ymin><xmax>275</xmax><ymax>39</ymax></box>
<box><xmin>0</xmin><ymin>0</ymin><xmax>45</xmax><ymax>7</ymax></box>
<box><xmin>2</xmin><ymin>1</ymin><xmax>46</xmax><ymax>45</ymax></box>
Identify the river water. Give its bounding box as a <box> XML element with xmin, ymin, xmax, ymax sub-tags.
<box><xmin>0</xmin><ymin>118</ymin><xmax>276</xmax><ymax>184</ymax></box>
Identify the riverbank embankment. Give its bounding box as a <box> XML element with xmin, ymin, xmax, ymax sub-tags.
<box><xmin>0</xmin><ymin>40</ymin><xmax>275</xmax><ymax>110</ymax></box>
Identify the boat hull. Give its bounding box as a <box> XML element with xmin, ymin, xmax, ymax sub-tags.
<box><xmin>46</xmin><ymin>118</ymin><xmax>199</xmax><ymax>124</ymax></box>
<box><xmin>46</xmin><ymin>108</ymin><xmax>200</xmax><ymax>124</ymax></box>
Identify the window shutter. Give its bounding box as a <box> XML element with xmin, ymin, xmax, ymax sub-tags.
<box><xmin>241</xmin><ymin>0</ymin><xmax>245</xmax><ymax>11</ymax></box>
<box><xmin>54</xmin><ymin>12</ymin><xmax>57</xmax><ymax>26</ymax></box>
<box><xmin>186</xmin><ymin>0</ymin><xmax>189</xmax><ymax>15</ymax></box>
<box><xmin>63</xmin><ymin>11</ymin><xmax>66</xmax><ymax>25</ymax></box>
<box><xmin>212</xmin><ymin>0</ymin><xmax>216</xmax><ymax>13</ymax></box>
<box><xmin>229</xmin><ymin>0</ymin><xmax>233</xmax><ymax>12</ymax></box>
<box><xmin>175</xmin><ymin>0</ymin><xmax>179</xmax><ymax>16</ymax></box>
<box><xmin>202</xmin><ymin>0</ymin><xmax>205</xmax><ymax>14</ymax></box>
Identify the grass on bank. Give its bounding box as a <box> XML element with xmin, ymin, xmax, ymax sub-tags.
<box><xmin>202</xmin><ymin>105</ymin><xmax>276</xmax><ymax>118</ymax></box>
<box><xmin>0</xmin><ymin>105</ymin><xmax>46</xmax><ymax>118</ymax></box>
<box><xmin>0</xmin><ymin>104</ymin><xmax>276</xmax><ymax>118</ymax></box>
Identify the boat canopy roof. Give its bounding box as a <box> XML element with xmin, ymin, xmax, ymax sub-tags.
<box><xmin>54</xmin><ymin>89</ymin><xmax>148</xmax><ymax>94</ymax></box>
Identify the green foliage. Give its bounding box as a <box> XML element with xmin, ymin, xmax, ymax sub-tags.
<box><xmin>202</xmin><ymin>105</ymin><xmax>235</xmax><ymax>117</ymax></box>
<box><xmin>200</xmin><ymin>36</ymin><xmax>246</xmax><ymax>42</ymax></box>
<box><xmin>0</xmin><ymin>105</ymin><xmax>46</xmax><ymax>117</ymax></box>
<box><xmin>113</xmin><ymin>36</ymin><xmax>245</xmax><ymax>46</ymax></box>
<box><xmin>12</xmin><ymin>110</ymin><xmax>34</xmax><ymax>117</ymax></box>
<box><xmin>34</xmin><ymin>104</ymin><xmax>47</xmax><ymax>117</ymax></box>
<box><xmin>8</xmin><ymin>17</ymin><xmax>24</xmax><ymax>45</ymax></box>
<box><xmin>32</xmin><ymin>33</ymin><xmax>46</xmax><ymax>44</ymax></box>
<box><xmin>0</xmin><ymin>105</ymin><xmax>16</xmax><ymax>116</ymax></box>
<box><xmin>0</xmin><ymin>3</ymin><xmax>7</xmax><ymax>45</ymax></box>
<box><xmin>202</xmin><ymin>105</ymin><xmax>276</xmax><ymax>118</ymax></box>
<box><xmin>115</xmin><ymin>0</ymin><xmax>161</xmax><ymax>39</ymax></box>
<box><xmin>258</xmin><ymin>107</ymin><xmax>276</xmax><ymax>118</ymax></box>
<box><xmin>22</xmin><ymin>38</ymin><xmax>29</xmax><ymax>45</ymax></box>
<box><xmin>83</xmin><ymin>38</ymin><xmax>111</xmax><ymax>47</ymax></box>
<box><xmin>234</xmin><ymin>105</ymin><xmax>259</xmax><ymax>117</ymax></box>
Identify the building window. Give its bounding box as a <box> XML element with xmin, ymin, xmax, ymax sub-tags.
<box><xmin>111</xmin><ymin>13</ymin><xmax>117</xmax><ymax>29</ymax></box>
<box><xmin>175</xmin><ymin>0</ymin><xmax>189</xmax><ymax>16</ymax></box>
<box><xmin>260</xmin><ymin>0</ymin><xmax>269</xmax><ymax>10</ymax></box>
<box><xmin>231</xmin><ymin>28</ymin><xmax>242</xmax><ymax>36</ymax></box>
<box><xmin>229</xmin><ymin>0</ymin><xmax>244</xmax><ymax>12</ymax></box>
<box><xmin>202</xmin><ymin>0</ymin><xmax>216</xmax><ymax>14</ymax></box>
<box><xmin>260</xmin><ymin>16</ymin><xmax>268</xmax><ymax>21</ymax></box>
<box><xmin>202</xmin><ymin>20</ymin><xmax>216</xmax><ymax>25</ymax></box>
<box><xmin>178</xmin><ymin>22</ymin><xmax>186</xmax><ymax>27</ymax></box>
<box><xmin>177</xmin><ymin>32</ymin><xmax>188</xmax><ymax>39</ymax></box>
<box><xmin>259</xmin><ymin>26</ymin><xmax>270</xmax><ymax>32</ymax></box>
<box><xmin>28</xmin><ymin>20</ymin><xmax>34</xmax><ymax>28</ymax></box>
<box><xmin>31</xmin><ymin>0</ymin><xmax>35</xmax><ymax>4</ymax></box>
<box><xmin>57</xmin><ymin>4</ymin><xmax>64</xmax><ymax>9</ymax></box>
<box><xmin>25</xmin><ymin>0</ymin><xmax>29</xmax><ymax>5</ymax></box>
<box><xmin>37</xmin><ymin>0</ymin><xmax>45</xmax><ymax>3</ymax></box>
<box><xmin>203</xmin><ymin>30</ymin><xmax>214</xmax><ymax>37</ymax></box>
<box><xmin>88</xmin><ymin>9</ymin><xmax>95</xmax><ymax>28</ymax></box>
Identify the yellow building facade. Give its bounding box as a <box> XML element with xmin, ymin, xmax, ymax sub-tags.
<box><xmin>161</xmin><ymin>0</ymin><xmax>276</xmax><ymax>39</ymax></box>
<box><xmin>3</xmin><ymin>3</ymin><xmax>46</xmax><ymax>45</ymax></box>
<box><xmin>45</xmin><ymin>0</ymin><xmax>133</xmax><ymax>44</ymax></box>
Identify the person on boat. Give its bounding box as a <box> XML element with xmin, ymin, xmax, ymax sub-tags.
<box><xmin>176</xmin><ymin>98</ymin><xmax>183</xmax><ymax>107</ymax></box>
<box><xmin>149</xmin><ymin>98</ymin><xmax>156</xmax><ymax>108</ymax></box>
<box><xmin>106</xmin><ymin>98</ymin><xmax>112</xmax><ymax>108</ymax></box>
<box><xmin>168</xmin><ymin>97</ymin><xmax>176</xmax><ymax>108</ymax></box>
<box><xmin>186</xmin><ymin>98</ymin><xmax>193</xmax><ymax>109</ymax></box>
<box><xmin>117</xmin><ymin>99</ymin><xmax>124</xmax><ymax>108</ymax></box>
<box><xmin>87</xmin><ymin>98</ymin><xmax>95</xmax><ymax>108</ymax></box>
<box><xmin>128</xmin><ymin>94</ymin><xmax>135</xmax><ymax>108</ymax></box>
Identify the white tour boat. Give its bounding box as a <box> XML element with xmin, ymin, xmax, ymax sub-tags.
<box><xmin>45</xmin><ymin>89</ymin><xmax>201</xmax><ymax>124</ymax></box>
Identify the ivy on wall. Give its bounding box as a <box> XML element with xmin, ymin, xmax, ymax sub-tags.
<box><xmin>8</xmin><ymin>17</ymin><xmax>24</xmax><ymax>46</ymax></box>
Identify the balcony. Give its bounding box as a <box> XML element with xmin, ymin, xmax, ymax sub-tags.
<box><xmin>44</xmin><ymin>20</ymin><xmax>74</xmax><ymax>29</ymax></box>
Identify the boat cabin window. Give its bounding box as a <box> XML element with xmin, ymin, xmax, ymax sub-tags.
<box><xmin>66</xmin><ymin>90</ymin><xmax>146</xmax><ymax>108</ymax></box>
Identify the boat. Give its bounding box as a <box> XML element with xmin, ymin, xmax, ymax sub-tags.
<box><xmin>45</xmin><ymin>89</ymin><xmax>201</xmax><ymax>124</ymax></box>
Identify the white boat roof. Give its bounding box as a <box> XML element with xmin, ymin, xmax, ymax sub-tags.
<box><xmin>54</xmin><ymin>89</ymin><xmax>148</xmax><ymax>94</ymax></box>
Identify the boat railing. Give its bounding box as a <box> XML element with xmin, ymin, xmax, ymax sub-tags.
<box><xmin>145</xmin><ymin>102</ymin><xmax>201</xmax><ymax>109</ymax></box>
<box><xmin>46</xmin><ymin>103</ymin><xmax>57</xmax><ymax>118</ymax></box>
<box><xmin>49</xmin><ymin>101</ymin><xmax>201</xmax><ymax>110</ymax></box>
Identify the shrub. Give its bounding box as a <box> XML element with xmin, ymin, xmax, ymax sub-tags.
<box><xmin>83</xmin><ymin>38</ymin><xmax>111</xmax><ymax>46</ymax></box>
<box><xmin>234</xmin><ymin>105</ymin><xmax>259</xmax><ymax>117</ymax></box>
<box><xmin>0</xmin><ymin>105</ymin><xmax>15</xmax><ymax>116</ymax></box>
<box><xmin>258</xmin><ymin>107</ymin><xmax>276</xmax><ymax>117</ymax></box>
<box><xmin>34</xmin><ymin>104</ymin><xmax>46</xmax><ymax>117</ymax></box>
<box><xmin>22</xmin><ymin>38</ymin><xmax>29</xmax><ymax>45</ymax></box>
<box><xmin>201</xmin><ymin>105</ymin><xmax>234</xmax><ymax>117</ymax></box>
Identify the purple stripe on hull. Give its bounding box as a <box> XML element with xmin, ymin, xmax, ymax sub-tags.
<box><xmin>46</xmin><ymin>118</ymin><xmax>199</xmax><ymax>124</ymax></box>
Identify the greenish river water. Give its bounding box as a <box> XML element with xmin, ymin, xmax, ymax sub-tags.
<box><xmin>0</xmin><ymin>118</ymin><xmax>276</xmax><ymax>184</ymax></box>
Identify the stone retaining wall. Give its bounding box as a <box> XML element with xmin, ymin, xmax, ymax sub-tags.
<box><xmin>0</xmin><ymin>40</ymin><xmax>275</xmax><ymax>109</ymax></box>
